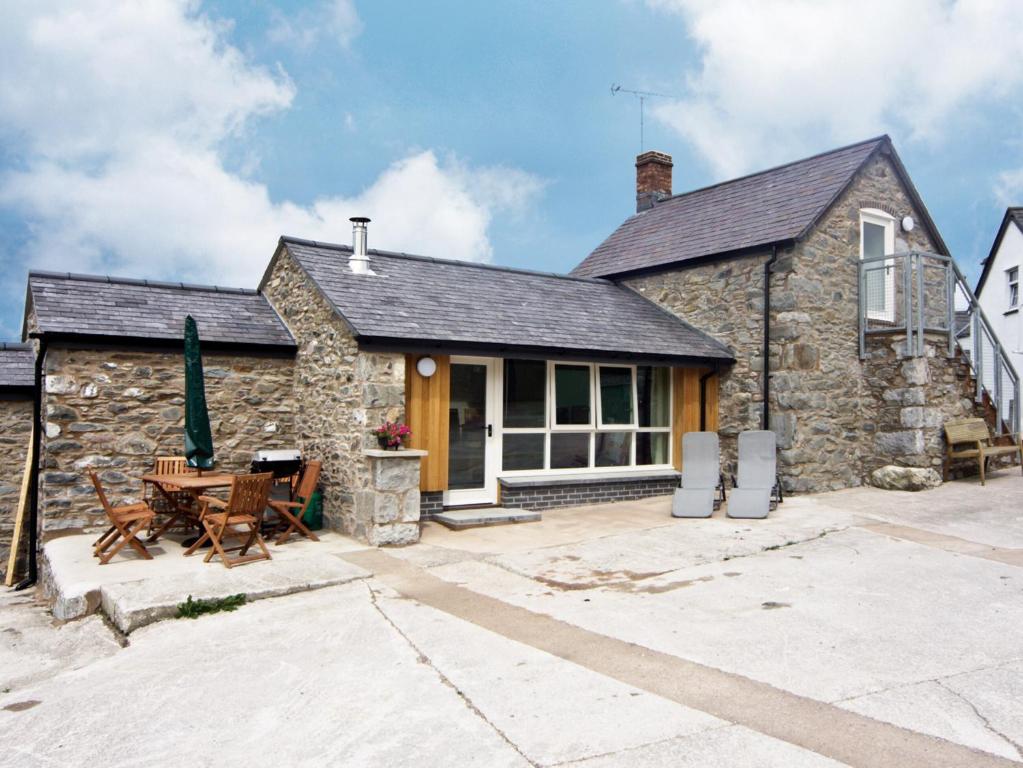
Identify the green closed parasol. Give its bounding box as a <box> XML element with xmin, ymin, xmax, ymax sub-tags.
<box><xmin>184</xmin><ymin>315</ymin><xmax>214</xmax><ymax>470</ymax></box>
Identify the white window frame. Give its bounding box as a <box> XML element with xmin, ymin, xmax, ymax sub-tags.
<box><xmin>860</xmin><ymin>209</ymin><xmax>896</xmax><ymax>322</ymax></box>
<box><xmin>1007</xmin><ymin>266</ymin><xmax>1019</xmax><ymax>309</ymax></box>
<box><xmin>596</xmin><ymin>364</ymin><xmax>638</xmax><ymax>429</ymax></box>
<box><xmin>499</xmin><ymin>360</ymin><xmax>673</xmax><ymax>477</ymax></box>
<box><xmin>550</xmin><ymin>362</ymin><xmax>595</xmax><ymax>430</ymax></box>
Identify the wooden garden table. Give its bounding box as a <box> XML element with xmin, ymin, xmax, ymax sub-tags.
<box><xmin>141</xmin><ymin>472</ymin><xmax>237</xmax><ymax>544</ymax></box>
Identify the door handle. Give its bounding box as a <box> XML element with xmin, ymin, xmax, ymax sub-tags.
<box><xmin>484</xmin><ymin>424</ymin><xmax>493</xmax><ymax>437</ymax></box>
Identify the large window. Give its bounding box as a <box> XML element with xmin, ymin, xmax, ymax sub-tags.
<box><xmin>501</xmin><ymin>359</ymin><xmax>672</xmax><ymax>472</ymax></box>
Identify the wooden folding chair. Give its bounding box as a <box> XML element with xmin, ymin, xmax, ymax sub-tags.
<box><xmin>90</xmin><ymin>472</ymin><xmax>156</xmax><ymax>565</ymax></box>
<box><xmin>185</xmin><ymin>473</ymin><xmax>273</xmax><ymax>568</ymax></box>
<box><xmin>269</xmin><ymin>460</ymin><xmax>322</xmax><ymax>545</ymax></box>
<box><xmin>145</xmin><ymin>456</ymin><xmax>198</xmax><ymax>540</ymax></box>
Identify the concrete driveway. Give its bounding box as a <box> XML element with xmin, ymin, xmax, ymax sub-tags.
<box><xmin>1</xmin><ymin>474</ymin><xmax>1021</xmax><ymax>767</ymax></box>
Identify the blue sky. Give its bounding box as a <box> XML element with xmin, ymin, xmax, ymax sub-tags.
<box><xmin>1</xmin><ymin>1</ymin><xmax>1022</xmax><ymax>339</ymax></box>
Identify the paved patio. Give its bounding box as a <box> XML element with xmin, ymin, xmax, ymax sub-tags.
<box><xmin>2</xmin><ymin>474</ymin><xmax>1021</xmax><ymax>766</ymax></box>
<box><xmin>42</xmin><ymin>530</ymin><xmax>370</xmax><ymax>631</ymax></box>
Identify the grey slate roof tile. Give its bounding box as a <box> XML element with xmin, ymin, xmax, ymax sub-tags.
<box><xmin>27</xmin><ymin>272</ymin><xmax>295</xmax><ymax>348</ymax></box>
<box><xmin>0</xmin><ymin>343</ymin><xmax>35</xmax><ymax>389</ymax></box>
<box><xmin>572</xmin><ymin>137</ymin><xmax>886</xmax><ymax>278</ymax></box>
<box><xmin>281</xmin><ymin>239</ymin><xmax>733</xmax><ymax>363</ymax></box>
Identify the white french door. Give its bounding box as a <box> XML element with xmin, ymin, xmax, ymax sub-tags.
<box><xmin>445</xmin><ymin>356</ymin><xmax>499</xmax><ymax>506</ymax></box>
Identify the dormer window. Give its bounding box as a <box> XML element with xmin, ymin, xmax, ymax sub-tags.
<box><xmin>1008</xmin><ymin>267</ymin><xmax>1019</xmax><ymax>309</ymax></box>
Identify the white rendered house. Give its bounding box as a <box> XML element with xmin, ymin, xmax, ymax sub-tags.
<box><xmin>974</xmin><ymin>208</ymin><xmax>1023</xmax><ymax>381</ymax></box>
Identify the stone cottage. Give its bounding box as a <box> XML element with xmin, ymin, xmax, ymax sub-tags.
<box><xmin>0</xmin><ymin>134</ymin><xmax>1008</xmax><ymax>578</ymax></box>
<box><xmin>573</xmin><ymin>135</ymin><xmax>1002</xmax><ymax>491</ymax></box>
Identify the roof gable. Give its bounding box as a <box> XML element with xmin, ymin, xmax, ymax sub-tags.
<box><xmin>975</xmin><ymin>208</ymin><xmax>1023</xmax><ymax>296</ymax></box>
<box><xmin>26</xmin><ymin>272</ymin><xmax>295</xmax><ymax>350</ymax></box>
<box><xmin>572</xmin><ymin>135</ymin><xmax>947</xmax><ymax>279</ymax></box>
<box><xmin>271</xmin><ymin>237</ymin><xmax>734</xmax><ymax>364</ymax></box>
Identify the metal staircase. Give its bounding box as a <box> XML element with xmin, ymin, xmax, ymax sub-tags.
<box><xmin>859</xmin><ymin>250</ymin><xmax>1020</xmax><ymax>435</ymax></box>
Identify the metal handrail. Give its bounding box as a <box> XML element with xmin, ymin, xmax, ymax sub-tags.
<box><xmin>858</xmin><ymin>250</ymin><xmax>1021</xmax><ymax>435</ymax></box>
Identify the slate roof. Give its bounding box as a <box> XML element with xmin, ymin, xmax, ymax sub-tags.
<box><xmin>269</xmin><ymin>238</ymin><xmax>734</xmax><ymax>364</ymax></box>
<box><xmin>0</xmin><ymin>343</ymin><xmax>35</xmax><ymax>390</ymax></box>
<box><xmin>573</xmin><ymin>135</ymin><xmax>947</xmax><ymax>279</ymax></box>
<box><xmin>26</xmin><ymin>272</ymin><xmax>295</xmax><ymax>349</ymax></box>
<box><xmin>975</xmin><ymin>207</ymin><xmax>1023</xmax><ymax>297</ymax></box>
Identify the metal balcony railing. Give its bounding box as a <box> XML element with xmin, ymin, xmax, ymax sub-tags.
<box><xmin>858</xmin><ymin>250</ymin><xmax>1021</xmax><ymax>435</ymax></box>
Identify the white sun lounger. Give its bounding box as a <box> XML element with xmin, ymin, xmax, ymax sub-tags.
<box><xmin>727</xmin><ymin>430</ymin><xmax>778</xmax><ymax>519</ymax></box>
<box><xmin>672</xmin><ymin>432</ymin><xmax>724</xmax><ymax>518</ymax></box>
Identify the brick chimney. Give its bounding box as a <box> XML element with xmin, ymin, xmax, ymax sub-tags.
<box><xmin>635</xmin><ymin>151</ymin><xmax>672</xmax><ymax>212</ymax></box>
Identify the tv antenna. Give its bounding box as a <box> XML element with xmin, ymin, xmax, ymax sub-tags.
<box><xmin>610</xmin><ymin>84</ymin><xmax>675</xmax><ymax>152</ymax></box>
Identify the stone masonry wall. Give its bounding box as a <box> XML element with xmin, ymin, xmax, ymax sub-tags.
<box><xmin>0</xmin><ymin>399</ymin><xmax>33</xmax><ymax>581</ymax></box>
<box><xmin>629</xmin><ymin>150</ymin><xmax>946</xmax><ymax>492</ymax></box>
<box><xmin>261</xmin><ymin>249</ymin><xmax>412</xmax><ymax>542</ymax></box>
<box><xmin>863</xmin><ymin>333</ymin><xmax>982</xmax><ymax>475</ymax></box>
<box><xmin>628</xmin><ymin>251</ymin><xmax>772</xmax><ymax>479</ymax></box>
<box><xmin>39</xmin><ymin>346</ymin><xmax>295</xmax><ymax>535</ymax></box>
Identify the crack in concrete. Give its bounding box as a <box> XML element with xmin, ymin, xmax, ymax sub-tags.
<box><xmin>363</xmin><ymin>582</ymin><xmax>539</xmax><ymax>768</ymax></box>
<box><xmin>545</xmin><ymin>723</ymin><xmax>736</xmax><ymax>767</ymax></box>
<box><xmin>934</xmin><ymin>679</ymin><xmax>1023</xmax><ymax>760</ymax></box>
<box><xmin>833</xmin><ymin>657</ymin><xmax>1023</xmax><ymax>706</ymax></box>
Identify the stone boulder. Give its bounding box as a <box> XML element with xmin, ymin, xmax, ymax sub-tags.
<box><xmin>869</xmin><ymin>465</ymin><xmax>942</xmax><ymax>492</ymax></box>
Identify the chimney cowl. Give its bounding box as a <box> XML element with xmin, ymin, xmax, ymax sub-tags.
<box><xmin>635</xmin><ymin>151</ymin><xmax>672</xmax><ymax>213</ymax></box>
<box><xmin>349</xmin><ymin>216</ymin><xmax>374</xmax><ymax>275</ymax></box>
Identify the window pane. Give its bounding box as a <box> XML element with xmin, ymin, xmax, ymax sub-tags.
<box><xmin>595</xmin><ymin>432</ymin><xmax>631</xmax><ymax>467</ymax></box>
<box><xmin>504</xmin><ymin>359</ymin><xmax>546</xmax><ymax>428</ymax></box>
<box><xmin>448</xmin><ymin>363</ymin><xmax>487</xmax><ymax>490</ymax></box>
<box><xmin>636</xmin><ymin>432</ymin><xmax>669</xmax><ymax>465</ymax></box>
<box><xmin>599</xmin><ymin>367</ymin><xmax>633</xmax><ymax>425</ymax></box>
<box><xmin>503</xmin><ymin>433</ymin><xmax>545</xmax><ymax>471</ymax></box>
<box><xmin>555</xmin><ymin>365</ymin><xmax>591</xmax><ymax>425</ymax></box>
<box><xmin>863</xmin><ymin>221</ymin><xmax>886</xmax><ymax>258</ymax></box>
<box><xmin>636</xmin><ymin>366</ymin><xmax>670</xmax><ymax>427</ymax></box>
<box><xmin>550</xmin><ymin>432</ymin><xmax>590</xmax><ymax>468</ymax></box>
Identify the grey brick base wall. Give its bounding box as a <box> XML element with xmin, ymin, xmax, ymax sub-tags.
<box><xmin>499</xmin><ymin>472</ymin><xmax>680</xmax><ymax>511</ymax></box>
<box><xmin>420</xmin><ymin>490</ymin><xmax>444</xmax><ymax>519</ymax></box>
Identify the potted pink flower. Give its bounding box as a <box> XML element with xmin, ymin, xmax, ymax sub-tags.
<box><xmin>374</xmin><ymin>421</ymin><xmax>411</xmax><ymax>450</ymax></box>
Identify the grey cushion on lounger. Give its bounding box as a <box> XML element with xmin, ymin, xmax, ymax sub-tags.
<box><xmin>672</xmin><ymin>488</ymin><xmax>715</xmax><ymax>518</ymax></box>
<box><xmin>672</xmin><ymin>432</ymin><xmax>719</xmax><ymax>518</ymax></box>
<box><xmin>725</xmin><ymin>487</ymin><xmax>771</xmax><ymax>519</ymax></box>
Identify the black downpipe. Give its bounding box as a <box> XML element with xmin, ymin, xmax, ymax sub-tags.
<box><xmin>762</xmin><ymin>247</ymin><xmax>778</xmax><ymax>431</ymax></box>
<box><xmin>699</xmin><ymin>369</ymin><xmax>715</xmax><ymax>431</ymax></box>
<box><xmin>15</xmin><ymin>338</ymin><xmax>45</xmax><ymax>590</ymax></box>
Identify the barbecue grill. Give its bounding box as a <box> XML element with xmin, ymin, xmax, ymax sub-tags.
<box><xmin>251</xmin><ymin>449</ymin><xmax>302</xmax><ymax>478</ymax></box>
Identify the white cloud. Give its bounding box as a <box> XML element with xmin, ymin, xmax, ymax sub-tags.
<box><xmin>995</xmin><ymin>167</ymin><xmax>1023</xmax><ymax>205</ymax></box>
<box><xmin>268</xmin><ymin>0</ymin><xmax>363</xmax><ymax>50</ymax></box>
<box><xmin>647</xmin><ymin>0</ymin><xmax>1023</xmax><ymax>177</ymax></box>
<box><xmin>0</xmin><ymin>0</ymin><xmax>544</xmax><ymax>302</ymax></box>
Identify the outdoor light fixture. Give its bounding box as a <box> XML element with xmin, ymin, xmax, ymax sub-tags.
<box><xmin>416</xmin><ymin>356</ymin><xmax>437</xmax><ymax>378</ymax></box>
<box><xmin>901</xmin><ymin>215</ymin><xmax>915</xmax><ymax>232</ymax></box>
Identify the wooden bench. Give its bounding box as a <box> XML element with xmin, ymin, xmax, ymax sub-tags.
<box><xmin>943</xmin><ymin>418</ymin><xmax>1023</xmax><ymax>485</ymax></box>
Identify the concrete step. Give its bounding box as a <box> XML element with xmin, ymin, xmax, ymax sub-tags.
<box><xmin>433</xmin><ymin>507</ymin><xmax>542</xmax><ymax>531</ymax></box>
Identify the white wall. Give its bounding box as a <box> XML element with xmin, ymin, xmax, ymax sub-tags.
<box><xmin>977</xmin><ymin>222</ymin><xmax>1023</xmax><ymax>377</ymax></box>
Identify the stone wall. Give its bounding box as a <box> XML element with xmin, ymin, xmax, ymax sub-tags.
<box><xmin>628</xmin><ymin>150</ymin><xmax>948</xmax><ymax>492</ymax></box>
<box><xmin>357</xmin><ymin>451</ymin><xmax>422</xmax><ymax>545</ymax></box>
<box><xmin>39</xmin><ymin>346</ymin><xmax>295</xmax><ymax>535</ymax></box>
<box><xmin>0</xmin><ymin>399</ymin><xmax>33</xmax><ymax>581</ymax></box>
<box><xmin>863</xmin><ymin>334</ymin><xmax>981</xmax><ymax>475</ymax></box>
<box><xmin>261</xmin><ymin>248</ymin><xmax>412</xmax><ymax>542</ymax></box>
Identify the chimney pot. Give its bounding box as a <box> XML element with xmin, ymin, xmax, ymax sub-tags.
<box><xmin>349</xmin><ymin>216</ymin><xmax>373</xmax><ymax>275</ymax></box>
<box><xmin>635</xmin><ymin>151</ymin><xmax>672</xmax><ymax>213</ymax></box>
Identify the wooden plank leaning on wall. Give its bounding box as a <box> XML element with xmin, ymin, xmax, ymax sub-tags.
<box><xmin>405</xmin><ymin>355</ymin><xmax>451</xmax><ymax>492</ymax></box>
<box><xmin>672</xmin><ymin>368</ymin><xmax>719</xmax><ymax>472</ymax></box>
